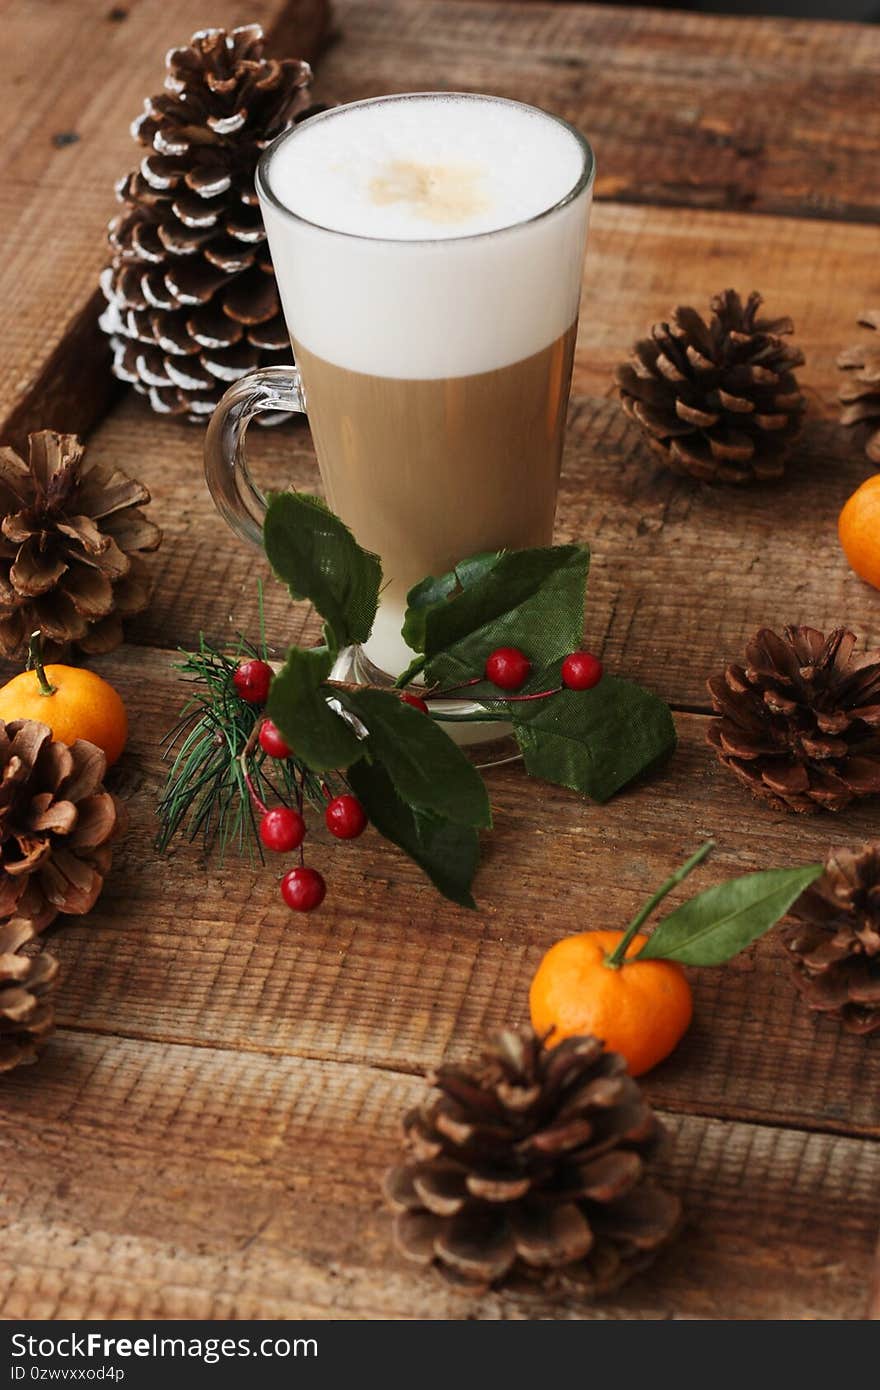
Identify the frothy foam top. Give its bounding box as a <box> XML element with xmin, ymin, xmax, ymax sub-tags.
<box><xmin>264</xmin><ymin>95</ymin><xmax>586</xmax><ymax>240</ymax></box>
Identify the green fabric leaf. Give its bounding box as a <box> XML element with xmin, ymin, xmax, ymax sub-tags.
<box><xmin>267</xmin><ymin>646</ymin><xmax>363</xmax><ymax>773</ymax></box>
<box><xmin>402</xmin><ymin>551</ymin><xmax>501</xmax><ymax>654</ymax></box>
<box><xmin>347</xmin><ymin>760</ymin><xmax>479</xmax><ymax>908</ymax></box>
<box><xmin>511</xmin><ymin>675</ymin><xmax>676</xmax><ymax>802</ymax></box>
<box><xmin>341</xmin><ymin>688</ymin><xmax>491</xmax><ymax>828</ymax></box>
<box><xmin>263</xmin><ymin>492</ymin><xmax>381</xmax><ymax>652</ymax></box>
<box><xmin>637</xmin><ymin>863</ymin><xmax>824</xmax><ymax>966</ymax></box>
<box><xmin>403</xmin><ymin>545</ymin><xmax>590</xmax><ymax>686</ymax></box>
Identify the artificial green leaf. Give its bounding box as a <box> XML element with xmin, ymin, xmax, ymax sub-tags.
<box><xmin>511</xmin><ymin>675</ymin><xmax>676</xmax><ymax>802</ymax></box>
<box><xmin>402</xmin><ymin>551</ymin><xmax>502</xmax><ymax>654</ymax></box>
<box><xmin>347</xmin><ymin>760</ymin><xmax>479</xmax><ymax>908</ymax></box>
<box><xmin>341</xmin><ymin>687</ymin><xmax>491</xmax><ymax>828</ymax></box>
<box><xmin>403</xmin><ymin>545</ymin><xmax>590</xmax><ymax>687</ymax></box>
<box><xmin>264</xmin><ymin>492</ymin><xmax>382</xmax><ymax>652</ymax></box>
<box><xmin>267</xmin><ymin>646</ymin><xmax>363</xmax><ymax>773</ymax></box>
<box><xmin>636</xmin><ymin>862</ymin><xmax>823</xmax><ymax>966</ymax></box>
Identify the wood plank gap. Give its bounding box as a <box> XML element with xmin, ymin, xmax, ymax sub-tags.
<box><xmin>50</xmin><ymin>1017</ymin><xmax>879</xmax><ymax>1144</ymax></box>
<box><xmin>40</xmin><ymin>1021</ymin><xmax>880</xmax><ymax>1146</ymax></box>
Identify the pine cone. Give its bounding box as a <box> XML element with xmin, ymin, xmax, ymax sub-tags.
<box><xmin>0</xmin><ymin>719</ymin><xmax>122</xmax><ymax>932</ymax></box>
<box><xmin>0</xmin><ymin>918</ymin><xmax>58</xmax><ymax>1071</ymax></box>
<box><xmin>99</xmin><ymin>25</ymin><xmax>316</xmax><ymax>421</ymax></box>
<box><xmin>784</xmin><ymin>844</ymin><xmax>880</xmax><ymax>1035</ymax></box>
<box><xmin>383</xmin><ymin>1028</ymin><xmax>681</xmax><ymax>1297</ymax></box>
<box><xmin>0</xmin><ymin>430</ymin><xmax>160</xmax><ymax>659</ymax></box>
<box><xmin>707</xmin><ymin>626</ymin><xmax>880</xmax><ymax>814</ymax></box>
<box><xmin>838</xmin><ymin>310</ymin><xmax>880</xmax><ymax>465</ymax></box>
<box><xmin>616</xmin><ymin>289</ymin><xmax>805</xmax><ymax>483</ymax></box>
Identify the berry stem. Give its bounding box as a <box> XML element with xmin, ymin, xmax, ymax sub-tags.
<box><xmin>496</xmin><ymin>685</ymin><xmax>563</xmax><ymax>703</ymax></box>
<box><xmin>242</xmin><ymin>769</ymin><xmax>269</xmax><ymax>818</ymax></box>
<box><xmin>238</xmin><ymin>721</ymin><xmax>268</xmax><ymax>815</ymax></box>
<box><xmin>428</xmin><ymin>676</ymin><xmax>484</xmax><ymax>698</ymax></box>
<box><xmin>604</xmin><ymin>840</ymin><xmax>715</xmax><ymax>970</ymax></box>
<box><xmin>27</xmin><ymin>631</ymin><xmax>56</xmax><ymax>697</ymax></box>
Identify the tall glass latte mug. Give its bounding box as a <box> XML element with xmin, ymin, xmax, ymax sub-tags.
<box><xmin>205</xmin><ymin>92</ymin><xmax>594</xmax><ymax>712</ymax></box>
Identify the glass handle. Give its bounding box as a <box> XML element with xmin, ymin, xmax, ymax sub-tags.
<box><xmin>204</xmin><ymin>365</ymin><xmax>306</xmax><ymax>548</ymax></box>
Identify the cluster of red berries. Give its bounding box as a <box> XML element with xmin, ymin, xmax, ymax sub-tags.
<box><xmin>483</xmin><ymin>646</ymin><xmax>603</xmax><ymax>693</ymax></box>
<box><xmin>231</xmin><ymin>643</ymin><xmax>601</xmax><ymax>910</ymax></box>
<box><xmin>233</xmin><ymin>659</ymin><xmax>368</xmax><ymax>914</ymax></box>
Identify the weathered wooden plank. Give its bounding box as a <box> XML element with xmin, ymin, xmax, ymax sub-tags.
<box><xmin>0</xmin><ymin>0</ymin><xmax>330</xmax><ymax>448</ymax></box>
<box><xmin>318</xmin><ymin>0</ymin><xmax>880</xmax><ymax>225</ymax></box>
<box><xmin>0</xmin><ymin>1034</ymin><xmax>875</xmax><ymax>1319</ymax></box>
<box><xmin>12</xmin><ymin>644</ymin><xmax>875</xmax><ymax>1140</ymax></box>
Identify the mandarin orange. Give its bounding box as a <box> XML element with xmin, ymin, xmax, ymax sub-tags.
<box><xmin>0</xmin><ymin>664</ymin><xmax>128</xmax><ymax>766</ymax></box>
<box><xmin>839</xmin><ymin>473</ymin><xmax>880</xmax><ymax>590</ymax></box>
<box><xmin>529</xmin><ymin>929</ymin><xmax>693</xmax><ymax>1077</ymax></box>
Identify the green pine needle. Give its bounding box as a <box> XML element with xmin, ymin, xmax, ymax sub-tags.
<box><xmin>156</xmin><ymin>632</ymin><xmax>331</xmax><ymax>863</ymax></box>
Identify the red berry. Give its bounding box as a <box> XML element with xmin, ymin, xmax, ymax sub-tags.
<box><xmin>233</xmin><ymin>658</ymin><xmax>272</xmax><ymax>705</ymax></box>
<box><xmin>561</xmin><ymin>651</ymin><xmax>604</xmax><ymax>691</ymax></box>
<box><xmin>259</xmin><ymin>807</ymin><xmax>306</xmax><ymax>853</ymax></box>
<box><xmin>325</xmin><ymin>794</ymin><xmax>367</xmax><ymax>840</ymax></box>
<box><xmin>281</xmin><ymin>866</ymin><xmax>326</xmax><ymax>912</ymax></box>
<box><xmin>259</xmin><ymin>719</ymin><xmax>292</xmax><ymax>759</ymax></box>
<box><xmin>485</xmin><ymin>646</ymin><xmax>531</xmax><ymax>691</ymax></box>
<box><xmin>400</xmin><ymin>692</ymin><xmax>429</xmax><ymax>714</ymax></box>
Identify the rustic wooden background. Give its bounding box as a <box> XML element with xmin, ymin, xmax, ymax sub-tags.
<box><xmin>1</xmin><ymin>0</ymin><xmax>878</xmax><ymax>1320</ymax></box>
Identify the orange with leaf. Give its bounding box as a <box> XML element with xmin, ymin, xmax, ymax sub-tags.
<box><xmin>530</xmin><ymin>842</ymin><xmax>823</xmax><ymax>1076</ymax></box>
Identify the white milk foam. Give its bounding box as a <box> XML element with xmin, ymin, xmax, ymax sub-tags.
<box><xmin>267</xmin><ymin>96</ymin><xmax>584</xmax><ymax>240</ymax></box>
<box><xmin>258</xmin><ymin>94</ymin><xmax>593</xmax><ymax>379</ymax></box>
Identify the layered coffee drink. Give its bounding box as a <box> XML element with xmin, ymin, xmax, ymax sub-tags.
<box><xmin>258</xmin><ymin>94</ymin><xmax>593</xmax><ymax>674</ymax></box>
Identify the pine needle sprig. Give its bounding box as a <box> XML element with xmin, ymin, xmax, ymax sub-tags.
<box><xmin>156</xmin><ymin>634</ymin><xmax>329</xmax><ymax>862</ymax></box>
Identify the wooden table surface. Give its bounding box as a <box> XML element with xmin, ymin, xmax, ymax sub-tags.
<box><xmin>2</xmin><ymin>0</ymin><xmax>879</xmax><ymax>1320</ymax></box>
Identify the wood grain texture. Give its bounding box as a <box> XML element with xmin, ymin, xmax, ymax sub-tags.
<box><xmin>0</xmin><ymin>1034</ymin><xmax>875</xmax><ymax>1320</ymax></box>
<box><xmin>317</xmin><ymin>0</ymin><xmax>880</xmax><ymax>224</ymax></box>
<box><xmin>2</xmin><ymin>0</ymin><xmax>880</xmax><ymax>1324</ymax></box>
<box><xmin>0</xmin><ymin>0</ymin><xmax>330</xmax><ymax>449</ymax></box>
<box><xmin>14</xmin><ymin>642</ymin><xmax>877</xmax><ymax>1143</ymax></box>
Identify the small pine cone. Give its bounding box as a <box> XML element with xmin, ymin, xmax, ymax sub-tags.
<box><xmin>838</xmin><ymin>310</ymin><xmax>880</xmax><ymax>465</ymax></box>
<box><xmin>616</xmin><ymin>289</ymin><xmax>805</xmax><ymax>483</ymax></box>
<box><xmin>383</xmin><ymin>1028</ymin><xmax>681</xmax><ymax>1297</ymax></box>
<box><xmin>707</xmin><ymin>626</ymin><xmax>880</xmax><ymax>814</ymax></box>
<box><xmin>0</xmin><ymin>430</ymin><xmax>161</xmax><ymax>660</ymax></box>
<box><xmin>0</xmin><ymin>918</ymin><xmax>58</xmax><ymax>1071</ymax></box>
<box><xmin>783</xmin><ymin>843</ymin><xmax>880</xmax><ymax>1035</ymax></box>
<box><xmin>0</xmin><ymin>719</ymin><xmax>122</xmax><ymax>932</ymax></box>
<box><xmin>99</xmin><ymin>25</ymin><xmax>316</xmax><ymax>422</ymax></box>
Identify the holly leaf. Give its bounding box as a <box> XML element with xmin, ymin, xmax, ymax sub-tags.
<box><xmin>264</xmin><ymin>492</ymin><xmax>381</xmax><ymax>653</ymax></box>
<box><xmin>341</xmin><ymin>687</ymin><xmax>491</xmax><ymax>828</ymax></box>
<box><xmin>510</xmin><ymin>674</ymin><xmax>676</xmax><ymax>802</ymax></box>
<box><xmin>347</xmin><ymin>760</ymin><xmax>479</xmax><ymax>908</ymax></box>
<box><xmin>402</xmin><ymin>551</ymin><xmax>501</xmax><ymax>656</ymax></box>
<box><xmin>403</xmin><ymin>545</ymin><xmax>590</xmax><ymax>687</ymax></box>
<box><xmin>637</xmin><ymin>862</ymin><xmax>823</xmax><ymax>966</ymax></box>
<box><xmin>267</xmin><ymin>646</ymin><xmax>364</xmax><ymax>773</ymax></box>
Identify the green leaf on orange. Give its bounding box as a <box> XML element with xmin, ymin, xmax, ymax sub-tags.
<box><xmin>636</xmin><ymin>862</ymin><xmax>824</xmax><ymax>966</ymax></box>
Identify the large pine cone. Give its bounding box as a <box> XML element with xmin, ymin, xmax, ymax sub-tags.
<box><xmin>0</xmin><ymin>719</ymin><xmax>122</xmax><ymax>932</ymax></box>
<box><xmin>784</xmin><ymin>844</ymin><xmax>880</xmax><ymax>1035</ymax></box>
<box><xmin>0</xmin><ymin>918</ymin><xmax>57</xmax><ymax>1071</ymax></box>
<box><xmin>383</xmin><ymin>1029</ymin><xmax>681</xmax><ymax>1297</ymax></box>
<box><xmin>707</xmin><ymin>626</ymin><xmax>880</xmax><ymax>814</ymax></box>
<box><xmin>838</xmin><ymin>310</ymin><xmax>880</xmax><ymax>465</ymax></box>
<box><xmin>617</xmin><ymin>289</ymin><xmax>804</xmax><ymax>483</ymax></box>
<box><xmin>0</xmin><ymin>431</ymin><xmax>161</xmax><ymax>659</ymax></box>
<box><xmin>99</xmin><ymin>25</ymin><xmax>315</xmax><ymax>421</ymax></box>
